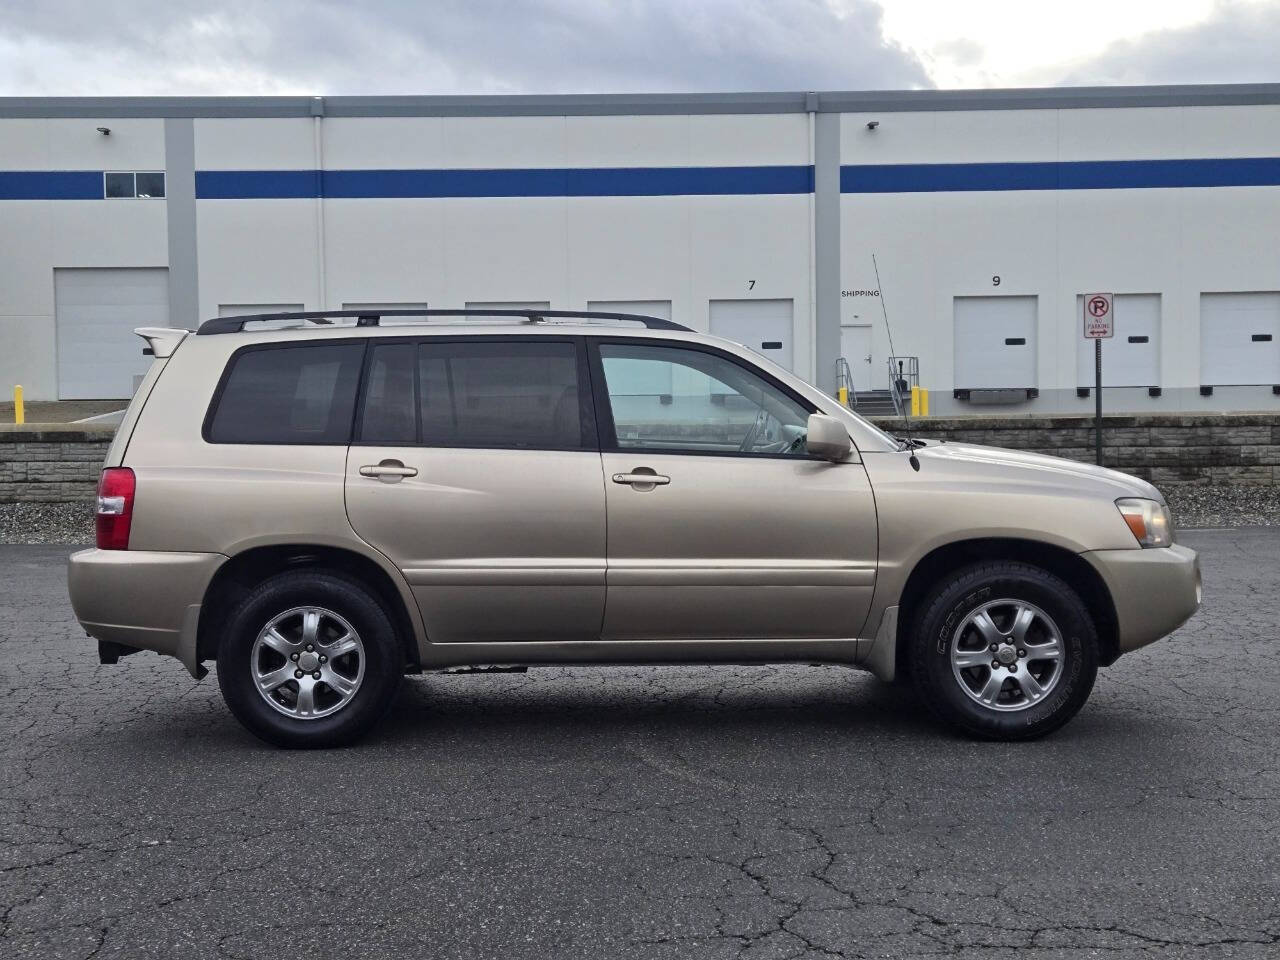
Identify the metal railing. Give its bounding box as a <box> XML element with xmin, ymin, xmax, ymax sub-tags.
<box><xmin>887</xmin><ymin>356</ymin><xmax>919</xmax><ymax>416</ymax></box>
<box><xmin>834</xmin><ymin>357</ymin><xmax>857</xmax><ymax>408</ymax></box>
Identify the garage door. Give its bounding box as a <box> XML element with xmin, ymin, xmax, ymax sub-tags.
<box><xmin>709</xmin><ymin>299</ymin><xmax>794</xmax><ymax>371</ymax></box>
<box><xmin>588</xmin><ymin>302</ymin><xmax>676</xmax><ymax>396</ymax></box>
<box><xmin>586</xmin><ymin>299</ymin><xmax>672</xmax><ymax>323</ymax></box>
<box><xmin>1200</xmin><ymin>293</ymin><xmax>1280</xmax><ymax>385</ymax></box>
<box><xmin>343</xmin><ymin>301</ymin><xmax>428</xmax><ymax>326</ymax></box>
<box><xmin>464</xmin><ymin>300</ymin><xmax>551</xmax><ymax>316</ymax></box>
<box><xmin>55</xmin><ymin>268</ymin><xmax>169</xmax><ymax>400</ymax></box>
<box><xmin>954</xmin><ymin>296</ymin><xmax>1037</xmax><ymax>390</ymax></box>
<box><xmin>1076</xmin><ymin>294</ymin><xmax>1161</xmax><ymax>387</ymax></box>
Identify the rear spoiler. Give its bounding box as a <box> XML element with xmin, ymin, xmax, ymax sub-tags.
<box><xmin>134</xmin><ymin>327</ymin><xmax>191</xmax><ymax>358</ymax></box>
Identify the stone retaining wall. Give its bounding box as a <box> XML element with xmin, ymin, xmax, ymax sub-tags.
<box><xmin>0</xmin><ymin>426</ymin><xmax>113</xmax><ymax>503</ymax></box>
<box><xmin>869</xmin><ymin>413</ymin><xmax>1280</xmax><ymax>485</ymax></box>
<box><xmin>1</xmin><ymin>413</ymin><xmax>1278</xmax><ymax>503</ymax></box>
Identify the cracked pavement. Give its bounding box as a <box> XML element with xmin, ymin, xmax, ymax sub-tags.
<box><xmin>1</xmin><ymin>528</ymin><xmax>1277</xmax><ymax>959</ymax></box>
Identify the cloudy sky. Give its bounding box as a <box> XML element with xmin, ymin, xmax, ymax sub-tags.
<box><xmin>0</xmin><ymin>0</ymin><xmax>1277</xmax><ymax>95</ymax></box>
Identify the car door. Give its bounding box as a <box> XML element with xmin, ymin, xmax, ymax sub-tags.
<box><xmin>590</xmin><ymin>339</ymin><xmax>878</xmax><ymax>641</ymax></box>
<box><xmin>344</xmin><ymin>336</ymin><xmax>606</xmax><ymax>644</ymax></box>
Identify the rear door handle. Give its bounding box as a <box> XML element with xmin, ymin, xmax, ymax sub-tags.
<box><xmin>612</xmin><ymin>472</ymin><xmax>670</xmax><ymax>486</ymax></box>
<box><xmin>359</xmin><ymin>459</ymin><xmax>418</xmax><ymax>482</ymax></box>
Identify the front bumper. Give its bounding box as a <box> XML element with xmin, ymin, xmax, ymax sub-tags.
<box><xmin>1084</xmin><ymin>543</ymin><xmax>1201</xmax><ymax>655</ymax></box>
<box><xmin>67</xmin><ymin>549</ymin><xmax>226</xmax><ymax>678</ymax></box>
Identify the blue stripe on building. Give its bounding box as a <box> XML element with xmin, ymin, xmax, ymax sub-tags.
<box><xmin>196</xmin><ymin>165</ymin><xmax>816</xmax><ymax>199</ymax></box>
<box><xmin>841</xmin><ymin>157</ymin><xmax>1280</xmax><ymax>192</ymax></box>
<box><xmin>0</xmin><ymin>171</ymin><xmax>104</xmax><ymax>200</ymax></box>
<box><xmin>196</xmin><ymin>169</ymin><xmax>322</xmax><ymax>199</ymax></box>
<box><xmin>6</xmin><ymin>159</ymin><xmax>1280</xmax><ymax>200</ymax></box>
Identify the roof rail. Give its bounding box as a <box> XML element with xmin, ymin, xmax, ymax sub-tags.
<box><xmin>195</xmin><ymin>309</ymin><xmax>691</xmax><ymax>335</ymax></box>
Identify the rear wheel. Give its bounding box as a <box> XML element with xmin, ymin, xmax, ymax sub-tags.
<box><xmin>216</xmin><ymin>570</ymin><xmax>402</xmax><ymax>748</ymax></box>
<box><xmin>908</xmin><ymin>561</ymin><xmax>1098</xmax><ymax>740</ymax></box>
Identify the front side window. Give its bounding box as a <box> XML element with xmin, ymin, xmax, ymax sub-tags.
<box><xmin>207</xmin><ymin>343</ymin><xmax>364</xmax><ymax>444</ymax></box>
<box><xmin>598</xmin><ymin>343</ymin><xmax>812</xmax><ymax>455</ymax></box>
<box><xmin>357</xmin><ymin>339</ymin><xmax>589</xmax><ymax>450</ymax></box>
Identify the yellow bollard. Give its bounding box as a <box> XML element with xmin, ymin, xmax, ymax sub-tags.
<box><xmin>837</xmin><ymin>385</ymin><xmax>849</xmax><ymax>409</ymax></box>
<box><xmin>910</xmin><ymin>385</ymin><xmax>920</xmax><ymax>417</ymax></box>
<box><xmin>13</xmin><ymin>385</ymin><xmax>23</xmax><ymax>425</ymax></box>
<box><xmin>920</xmin><ymin>387</ymin><xmax>929</xmax><ymax>417</ymax></box>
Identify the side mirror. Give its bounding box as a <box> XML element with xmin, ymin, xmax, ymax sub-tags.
<box><xmin>806</xmin><ymin>413</ymin><xmax>853</xmax><ymax>461</ymax></box>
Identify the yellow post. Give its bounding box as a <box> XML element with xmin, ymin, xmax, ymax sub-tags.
<box><xmin>837</xmin><ymin>385</ymin><xmax>849</xmax><ymax>409</ymax></box>
<box><xmin>910</xmin><ymin>385</ymin><xmax>920</xmax><ymax>417</ymax></box>
<box><xmin>13</xmin><ymin>385</ymin><xmax>23</xmax><ymax>425</ymax></box>
<box><xmin>920</xmin><ymin>387</ymin><xmax>929</xmax><ymax>417</ymax></box>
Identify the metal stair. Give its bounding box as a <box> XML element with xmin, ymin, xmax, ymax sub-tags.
<box><xmin>851</xmin><ymin>390</ymin><xmax>898</xmax><ymax>416</ymax></box>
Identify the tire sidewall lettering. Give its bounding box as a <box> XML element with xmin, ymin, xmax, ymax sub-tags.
<box><xmin>938</xmin><ymin>586</ymin><xmax>991</xmax><ymax>656</ymax></box>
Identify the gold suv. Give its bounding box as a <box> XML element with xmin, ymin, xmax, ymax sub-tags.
<box><xmin>68</xmin><ymin>309</ymin><xmax>1201</xmax><ymax>747</ymax></box>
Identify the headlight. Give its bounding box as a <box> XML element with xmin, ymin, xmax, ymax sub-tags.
<box><xmin>1115</xmin><ymin>498</ymin><xmax>1173</xmax><ymax>548</ymax></box>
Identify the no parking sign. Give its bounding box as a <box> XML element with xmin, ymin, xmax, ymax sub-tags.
<box><xmin>1084</xmin><ymin>293</ymin><xmax>1114</xmax><ymax>338</ymax></box>
<box><xmin>1083</xmin><ymin>292</ymin><xmax>1114</xmax><ymax>467</ymax></box>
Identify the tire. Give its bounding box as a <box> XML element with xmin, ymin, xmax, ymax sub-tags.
<box><xmin>908</xmin><ymin>561</ymin><xmax>1098</xmax><ymax>741</ymax></box>
<box><xmin>216</xmin><ymin>569</ymin><xmax>403</xmax><ymax>748</ymax></box>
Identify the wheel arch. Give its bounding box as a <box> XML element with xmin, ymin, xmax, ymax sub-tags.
<box><xmin>895</xmin><ymin>537</ymin><xmax>1120</xmax><ymax>679</ymax></box>
<box><xmin>196</xmin><ymin>544</ymin><xmax>423</xmax><ymax>670</ymax></box>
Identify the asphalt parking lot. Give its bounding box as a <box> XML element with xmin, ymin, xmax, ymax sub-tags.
<box><xmin>1</xmin><ymin>529</ymin><xmax>1277</xmax><ymax>959</ymax></box>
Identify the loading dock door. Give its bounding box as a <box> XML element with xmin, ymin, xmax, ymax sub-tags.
<box><xmin>1076</xmin><ymin>294</ymin><xmax>1160</xmax><ymax>387</ymax></box>
<box><xmin>954</xmin><ymin>296</ymin><xmax>1037</xmax><ymax>390</ymax></box>
<box><xmin>343</xmin><ymin>301</ymin><xmax>428</xmax><ymax>326</ymax></box>
<box><xmin>55</xmin><ymin>267</ymin><xmax>169</xmax><ymax>400</ymax></box>
<box><xmin>1200</xmin><ymin>293</ymin><xmax>1280</xmax><ymax>385</ymax></box>
<box><xmin>586</xmin><ymin>299</ymin><xmax>673</xmax><ymax>322</ymax></box>
<box><xmin>589</xmin><ymin>302</ymin><xmax>676</xmax><ymax>398</ymax></box>
<box><xmin>218</xmin><ymin>303</ymin><xmax>304</xmax><ymax>316</ymax></box>
<box><xmin>709</xmin><ymin>299</ymin><xmax>794</xmax><ymax>371</ymax></box>
<box><xmin>464</xmin><ymin>300</ymin><xmax>551</xmax><ymax>316</ymax></box>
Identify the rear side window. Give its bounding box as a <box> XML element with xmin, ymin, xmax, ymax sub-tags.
<box><xmin>357</xmin><ymin>339</ymin><xmax>590</xmax><ymax>449</ymax></box>
<box><xmin>207</xmin><ymin>343</ymin><xmax>365</xmax><ymax>444</ymax></box>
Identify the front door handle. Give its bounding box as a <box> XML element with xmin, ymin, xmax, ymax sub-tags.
<box><xmin>359</xmin><ymin>459</ymin><xmax>418</xmax><ymax>482</ymax></box>
<box><xmin>612</xmin><ymin>471</ymin><xmax>670</xmax><ymax>487</ymax></box>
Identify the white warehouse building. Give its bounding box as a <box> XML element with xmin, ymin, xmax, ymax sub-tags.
<box><xmin>2</xmin><ymin>85</ymin><xmax>1280</xmax><ymax>414</ymax></box>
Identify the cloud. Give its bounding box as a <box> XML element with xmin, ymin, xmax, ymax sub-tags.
<box><xmin>0</xmin><ymin>0</ymin><xmax>930</xmax><ymax>95</ymax></box>
<box><xmin>1054</xmin><ymin>0</ymin><xmax>1280</xmax><ymax>85</ymax></box>
<box><xmin>930</xmin><ymin>38</ymin><xmax>984</xmax><ymax>69</ymax></box>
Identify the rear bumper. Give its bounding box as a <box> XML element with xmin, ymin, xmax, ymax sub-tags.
<box><xmin>67</xmin><ymin>549</ymin><xmax>225</xmax><ymax>678</ymax></box>
<box><xmin>1084</xmin><ymin>543</ymin><xmax>1201</xmax><ymax>656</ymax></box>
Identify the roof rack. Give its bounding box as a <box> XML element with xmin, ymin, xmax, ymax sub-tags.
<box><xmin>196</xmin><ymin>309</ymin><xmax>691</xmax><ymax>335</ymax></box>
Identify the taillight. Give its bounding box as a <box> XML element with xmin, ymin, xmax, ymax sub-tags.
<box><xmin>96</xmin><ymin>468</ymin><xmax>135</xmax><ymax>550</ymax></box>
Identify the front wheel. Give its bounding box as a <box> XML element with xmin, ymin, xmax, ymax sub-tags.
<box><xmin>908</xmin><ymin>561</ymin><xmax>1098</xmax><ymax>740</ymax></box>
<box><xmin>216</xmin><ymin>570</ymin><xmax>403</xmax><ymax>748</ymax></box>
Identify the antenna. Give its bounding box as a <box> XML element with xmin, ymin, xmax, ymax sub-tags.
<box><xmin>872</xmin><ymin>254</ymin><xmax>920</xmax><ymax>471</ymax></box>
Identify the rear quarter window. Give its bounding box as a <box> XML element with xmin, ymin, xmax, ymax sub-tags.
<box><xmin>206</xmin><ymin>342</ymin><xmax>365</xmax><ymax>444</ymax></box>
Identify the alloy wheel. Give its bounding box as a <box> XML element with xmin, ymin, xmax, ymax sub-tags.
<box><xmin>250</xmin><ymin>606</ymin><xmax>365</xmax><ymax>720</ymax></box>
<box><xmin>950</xmin><ymin>598</ymin><xmax>1064</xmax><ymax>712</ymax></box>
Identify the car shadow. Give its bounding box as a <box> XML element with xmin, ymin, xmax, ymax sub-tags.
<box><xmin>370</xmin><ymin>666</ymin><xmax>943</xmax><ymax>744</ymax></box>
<box><xmin>110</xmin><ymin>661</ymin><xmax>1169</xmax><ymax>754</ymax></box>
